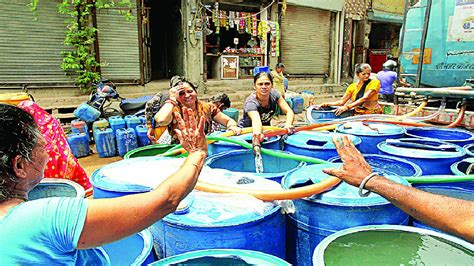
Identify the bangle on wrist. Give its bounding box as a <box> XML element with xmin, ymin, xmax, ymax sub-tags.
<box><xmin>358</xmin><ymin>172</ymin><xmax>379</xmax><ymax>197</ymax></box>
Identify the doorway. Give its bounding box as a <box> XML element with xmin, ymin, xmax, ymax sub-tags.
<box><xmin>145</xmin><ymin>0</ymin><xmax>183</xmax><ymax>80</ymax></box>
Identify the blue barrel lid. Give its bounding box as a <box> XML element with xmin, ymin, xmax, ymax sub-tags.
<box><xmin>211</xmin><ymin>132</ymin><xmax>280</xmax><ymax>147</ymax></box>
<box><xmin>405</xmin><ymin>127</ymin><xmax>474</xmax><ymax>144</ymax></box>
<box><xmin>162</xmin><ymin>191</ymin><xmax>280</xmax><ymax>227</ymax></box>
<box><xmin>378</xmin><ymin>138</ymin><xmax>466</xmax><ymax>159</ymax></box>
<box><xmin>284</xmin><ymin>131</ymin><xmax>361</xmax><ymax>150</ymax></box>
<box><xmin>336</xmin><ymin>122</ymin><xmax>405</xmax><ymax>136</ymax></box>
<box><xmin>90</xmin><ymin>157</ymin><xmax>183</xmax><ymax>193</ymax></box>
<box><xmin>282</xmin><ymin>163</ymin><xmax>410</xmax><ymax>206</ymax></box>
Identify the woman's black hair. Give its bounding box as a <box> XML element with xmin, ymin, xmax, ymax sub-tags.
<box><xmin>276</xmin><ymin>63</ymin><xmax>285</xmax><ymax>68</ymax></box>
<box><xmin>0</xmin><ymin>104</ymin><xmax>40</xmax><ymax>200</ymax></box>
<box><xmin>170</xmin><ymin>75</ymin><xmax>197</xmax><ymax>90</ymax></box>
<box><xmin>354</xmin><ymin>63</ymin><xmax>372</xmax><ymax>75</ymax></box>
<box><xmin>211</xmin><ymin>93</ymin><xmax>231</xmax><ymax>108</ymax></box>
<box><xmin>253</xmin><ymin>71</ymin><xmax>273</xmax><ymax>85</ymax></box>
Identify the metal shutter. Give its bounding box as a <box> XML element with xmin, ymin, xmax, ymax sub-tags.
<box><xmin>281</xmin><ymin>5</ymin><xmax>331</xmax><ymax>75</ymax></box>
<box><xmin>0</xmin><ymin>0</ymin><xmax>72</xmax><ymax>85</ymax></box>
<box><xmin>96</xmin><ymin>4</ymin><xmax>140</xmax><ymax>82</ymax></box>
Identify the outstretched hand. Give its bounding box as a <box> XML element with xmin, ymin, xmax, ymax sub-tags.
<box><xmin>334</xmin><ymin>106</ymin><xmax>349</xmax><ymax>116</ymax></box>
<box><xmin>173</xmin><ymin>108</ymin><xmax>208</xmax><ymax>154</ymax></box>
<box><xmin>322</xmin><ymin>135</ymin><xmax>373</xmax><ymax>187</ymax></box>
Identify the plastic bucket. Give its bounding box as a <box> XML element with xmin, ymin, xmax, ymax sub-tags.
<box><xmin>283</xmin><ymin>131</ymin><xmax>361</xmax><ymax>161</ymax></box>
<box><xmin>28</xmin><ymin>178</ymin><xmax>85</xmax><ymax>200</ymax></box>
<box><xmin>116</xmin><ymin>128</ymin><xmax>138</xmax><ymax>157</ymax></box>
<box><xmin>465</xmin><ymin>144</ymin><xmax>474</xmax><ymax>157</ymax></box>
<box><xmin>152</xmin><ymin>193</ymin><xmax>286</xmax><ymax>259</ymax></box>
<box><xmin>411</xmin><ymin>185</ymin><xmax>474</xmax><ymax>233</ymax></box>
<box><xmin>405</xmin><ymin>127</ymin><xmax>474</xmax><ymax>147</ymax></box>
<box><xmin>313</xmin><ymin>225</ymin><xmax>474</xmax><ymax>265</ymax></box>
<box><xmin>101</xmin><ymin>229</ymin><xmax>155</xmax><ymax>265</ymax></box>
<box><xmin>124</xmin><ymin>144</ymin><xmax>176</xmax><ymax>159</ymax></box>
<box><xmin>136</xmin><ymin>125</ymin><xmax>151</xmax><ymax>147</ymax></box>
<box><xmin>378</xmin><ymin>138</ymin><xmax>466</xmax><ymax>175</ymax></box>
<box><xmin>95</xmin><ymin>128</ymin><xmax>116</xmax><ymax>158</ymax></box>
<box><xmin>336</xmin><ymin>121</ymin><xmax>406</xmax><ymax>154</ymax></box>
<box><xmin>150</xmin><ymin>249</ymin><xmax>289</xmax><ymax>265</ymax></box>
<box><xmin>205</xmin><ymin>149</ymin><xmax>305</xmax><ymax>183</ymax></box>
<box><xmin>282</xmin><ymin>164</ymin><xmax>410</xmax><ymax>266</ymax></box>
<box><xmin>208</xmin><ymin>133</ymin><xmax>281</xmax><ymax>156</ymax></box>
<box><xmin>328</xmin><ymin>154</ymin><xmax>423</xmax><ymax>178</ymax></box>
<box><xmin>67</xmin><ymin>133</ymin><xmax>90</xmax><ymax>158</ymax></box>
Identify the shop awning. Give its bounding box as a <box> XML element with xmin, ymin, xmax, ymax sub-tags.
<box><xmin>287</xmin><ymin>0</ymin><xmax>344</xmax><ymax>12</ymax></box>
<box><xmin>368</xmin><ymin>9</ymin><xmax>404</xmax><ymax>24</ymax></box>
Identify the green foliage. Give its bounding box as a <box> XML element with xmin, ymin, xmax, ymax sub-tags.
<box><xmin>29</xmin><ymin>0</ymin><xmax>134</xmax><ymax>93</ymax></box>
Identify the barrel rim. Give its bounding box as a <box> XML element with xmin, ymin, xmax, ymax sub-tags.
<box><xmin>151</xmin><ymin>248</ymin><xmax>290</xmax><ymax>265</ymax></box>
<box><xmin>405</xmin><ymin>126</ymin><xmax>474</xmax><ymax>143</ymax></box>
<box><xmin>124</xmin><ymin>143</ymin><xmax>175</xmax><ymax>159</ymax></box>
<box><xmin>284</xmin><ymin>131</ymin><xmax>362</xmax><ymax>149</ymax></box>
<box><xmin>335</xmin><ymin>122</ymin><xmax>406</xmax><ymax>136</ymax></box>
<box><xmin>327</xmin><ymin>153</ymin><xmax>423</xmax><ymax>178</ymax></box>
<box><xmin>312</xmin><ymin>225</ymin><xmax>474</xmax><ymax>265</ymax></box>
<box><xmin>378</xmin><ymin>138</ymin><xmax>466</xmax><ymax>159</ymax></box>
<box><xmin>30</xmin><ymin>178</ymin><xmax>85</xmax><ymax>199</ymax></box>
<box><xmin>162</xmin><ymin>203</ymin><xmax>281</xmax><ymax>228</ymax></box>
<box><xmin>210</xmin><ymin>133</ymin><xmax>281</xmax><ymax>147</ymax></box>
<box><xmin>450</xmin><ymin>158</ymin><xmax>474</xmax><ymax>176</ymax></box>
<box><xmin>464</xmin><ymin>143</ymin><xmax>474</xmax><ymax>157</ymax></box>
<box><xmin>100</xmin><ymin>229</ymin><xmax>153</xmax><ymax>265</ymax></box>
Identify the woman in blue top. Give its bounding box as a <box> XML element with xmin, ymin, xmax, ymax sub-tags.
<box><xmin>238</xmin><ymin>72</ymin><xmax>294</xmax><ymax>144</ymax></box>
<box><xmin>0</xmin><ymin>103</ymin><xmax>208</xmax><ymax>264</ymax></box>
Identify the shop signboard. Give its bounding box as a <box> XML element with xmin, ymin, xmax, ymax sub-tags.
<box><xmin>221</xmin><ymin>55</ymin><xmax>239</xmax><ymax>79</ymax></box>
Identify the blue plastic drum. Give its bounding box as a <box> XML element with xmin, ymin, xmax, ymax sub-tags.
<box><xmin>95</xmin><ymin>128</ymin><xmax>116</xmax><ymax>158</ymax></box>
<box><xmin>28</xmin><ymin>178</ymin><xmax>85</xmax><ymax>200</ymax></box>
<box><xmin>328</xmin><ymin>154</ymin><xmax>423</xmax><ymax>178</ymax></box>
<box><xmin>283</xmin><ymin>131</ymin><xmax>361</xmax><ymax>161</ymax></box>
<box><xmin>378</xmin><ymin>138</ymin><xmax>466</xmax><ymax>175</ymax></box>
<box><xmin>116</xmin><ymin>128</ymin><xmax>138</xmax><ymax>157</ymax></box>
<box><xmin>282</xmin><ymin>163</ymin><xmax>410</xmax><ymax>266</ymax></box>
<box><xmin>208</xmin><ymin>133</ymin><xmax>281</xmax><ymax>156</ymax></box>
<box><xmin>101</xmin><ymin>229</ymin><xmax>155</xmax><ymax>265</ymax></box>
<box><xmin>306</xmin><ymin>105</ymin><xmax>352</xmax><ymax>123</ymax></box>
<box><xmin>205</xmin><ymin>149</ymin><xmax>305</xmax><ymax>183</ymax></box>
<box><xmin>405</xmin><ymin>127</ymin><xmax>474</xmax><ymax>147</ymax></box>
<box><xmin>336</xmin><ymin>122</ymin><xmax>406</xmax><ymax>154</ymax></box>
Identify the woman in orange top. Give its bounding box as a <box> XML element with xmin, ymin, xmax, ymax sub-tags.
<box><xmin>320</xmin><ymin>63</ymin><xmax>382</xmax><ymax>116</ymax></box>
<box><xmin>155</xmin><ymin>76</ymin><xmax>241</xmax><ymax>144</ymax></box>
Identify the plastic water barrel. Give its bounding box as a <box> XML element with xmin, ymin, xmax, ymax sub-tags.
<box><xmin>291</xmin><ymin>96</ymin><xmax>304</xmax><ymax>114</ymax></box>
<box><xmin>152</xmin><ymin>193</ymin><xmax>286</xmax><ymax>260</ymax></box>
<box><xmin>313</xmin><ymin>225</ymin><xmax>474</xmax><ymax>266</ymax></box>
<box><xmin>71</xmin><ymin>119</ymin><xmax>90</xmax><ymax>142</ymax></box>
<box><xmin>336</xmin><ymin>122</ymin><xmax>406</xmax><ymax>154</ymax></box>
<box><xmin>95</xmin><ymin>128</ymin><xmax>116</xmax><ymax>158</ymax></box>
<box><xmin>124</xmin><ymin>144</ymin><xmax>176</xmax><ymax>159</ymax></box>
<box><xmin>136</xmin><ymin>125</ymin><xmax>151</xmax><ymax>147</ymax></box>
<box><xmin>28</xmin><ymin>178</ymin><xmax>85</xmax><ymax>200</ymax></box>
<box><xmin>116</xmin><ymin>128</ymin><xmax>138</xmax><ymax>157</ymax></box>
<box><xmin>67</xmin><ymin>133</ymin><xmax>90</xmax><ymax>158</ymax></box>
<box><xmin>282</xmin><ymin>163</ymin><xmax>410</xmax><ymax>266</ymax></box>
<box><xmin>378</xmin><ymin>138</ymin><xmax>466</xmax><ymax>175</ymax></box>
<box><xmin>306</xmin><ymin>105</ymin><xmax>352</xmax><ymax>124</ymax></box>
<box><xmin>139</xmin><ymin>115</ymin><xmax>146</xmax><ymax>125</ymax></box>
<box><xmin>405</xmin><ymin>127</ymin><xmax>474</xmax><ymax>147</ymax></box>
<box><xmin>283</xmin><ymin>131</ymin><xmax>361</xmax><ymax>161</ymax></box>
<box><xmin>125</xmin><ymin>115</ymin><xmax>142</xmax><ymax>132</ymax></box>
<box><xmin>208</xmin><ymin>133</ymin><xmax>281</xmax><ymax>156</ymax></box>
<box><xmin>151</xmin><ymin>249</ymin><xmax>289</xmax><ymax>265</ymax></box>
<box><xmin>108</xmin><ymin>116</ymin><xmax>126</xmax><ymax>136</ymax></box>
<box><xmin>205</xmin><ymin>149</ymin><xmax>305</xmax><ymax>183</ymax></box>
<box><xmin>101</xmin><ymin>229</ymin><xmax>155</xmax><ymax>265</ymax></box>
<box><xmin>74</xmin><ymin>103</ymin><xmax>100</xmax><ymax>123</ymax></box>
<box><xmin>328</xmin><ymin>154</ymin><xmax>423</xmax><ymax>178</ymax></box>
<box><xmin>411</xmin><ymin>185</ymin><xmax>474</xmax><ymax>233</ymax></box>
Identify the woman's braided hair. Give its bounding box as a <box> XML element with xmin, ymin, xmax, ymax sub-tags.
<box><xmin>0</xmin><ymin>104</ymin><xmax>40</xmax><ymax>200</ymax></box>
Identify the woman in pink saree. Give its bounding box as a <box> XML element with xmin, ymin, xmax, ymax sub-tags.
<box><xmin>17</xmin><ymin>101</ymin><xmax>91</xmax><ymax>190</ymax></box>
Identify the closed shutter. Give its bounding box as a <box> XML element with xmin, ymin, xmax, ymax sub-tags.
<box><xmin>0</xmin><ymin>0</ymin><xmax>72</xmax><ymax>85</ymax></box>
<box><xmin>281</xmin><ymin>5</ymin><xmax>331</xmax><ymax>75</ymax></box>
<box><xmin>96</xmin><ymin>4</ymin><xmax>140</xmax><ymax>82</ymax></box>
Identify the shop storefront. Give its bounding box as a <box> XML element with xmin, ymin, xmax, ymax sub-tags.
<box><xmin>203</xmin><ymin>1</ymin><xmax>278</xmax><ymax>80</ymax></box>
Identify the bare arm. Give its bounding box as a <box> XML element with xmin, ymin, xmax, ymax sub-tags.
<box><xmin>277</xmin><ymin>97</ymin><xmax>294</xmax><ymax>129</ymax></box>
<box><xmin>213</xmin><ymin>112</ymin><xmax>241</xmax><ymax>135</ymax></box>
<box><xmin>323</xmin><ymin>135</ymin><xmax>474</xmax><ymax>243</ymax></box>
<box><xmin>77</xmin><ymin>108</ymin><xmax>208</xmax><ymax>249</ymax></box>
<box><xmin>334</xmin><ymin>89</ymin><xmax>377</xmax><ymax>116</ymax></box>
<box><xmin>155</xmin><ymin>87</ymin><xmax>179</xmax><ymax>126</ymax></box>
<box><xmin>321</xmin><ymin>93</ymin><xmax>351</xmax><ymax>108</ymax></box>
<box><xmin>248</xmin><ymin>110</ymin><xmax>264</xmax><ymax>143</ymax></box>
